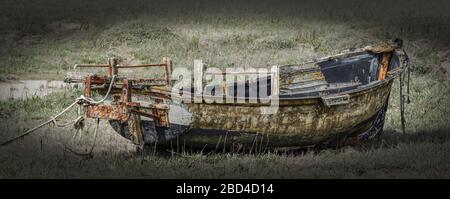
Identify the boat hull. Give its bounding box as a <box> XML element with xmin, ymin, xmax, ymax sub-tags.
<box><xmin>110</xmin><ymin>79</ymin><xmax>393</xmax><ymax>148</ymax></box>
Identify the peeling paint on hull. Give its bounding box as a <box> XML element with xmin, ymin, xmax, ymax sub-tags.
<box><xmin>170</xmin><ymin>80</ymin><xmax>392</xmax><ymax>148</ymax></box>
<box><xmin>110</xmin><ymin>79</ymin><xmax>393</xmax><ymax>148</ymax></box>
<box><xmin>189</xmin><ymin>81</ymin><xmax>391</xmax><ymax>135</ymax></box>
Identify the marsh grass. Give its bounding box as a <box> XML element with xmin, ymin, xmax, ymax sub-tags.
<box><xmin>0</xmin><ymin>0</ymin><xmax>449</xmax><ymax>178</ymax></box>
<box><xmin>1</xmin><ymin>0</ymin><xmax>450</xmax><ymax>76</ymax></box>
<box><xmin>0</xmin><ymin>85</ymin><xmax>448</xmax><ymax>178</ymax></box>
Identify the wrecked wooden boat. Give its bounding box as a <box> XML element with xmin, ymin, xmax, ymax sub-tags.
<box><xmin>64</xmin><ymin>39</ymin><xmax>409</xmax><ymax>149</ymax></box>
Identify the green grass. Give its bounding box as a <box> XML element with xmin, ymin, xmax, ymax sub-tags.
<box><xmin>0</xmin><ymin>0</ymin><xmax>449</xmax><ymax>178</ymax></box>
<box><xmin>0</xmin><ymin>0</ymin><xmax>449</xmax><ymax>77</ymax></box>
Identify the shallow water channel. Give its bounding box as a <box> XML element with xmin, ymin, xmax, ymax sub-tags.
<box><xmin>0</xmin><ymin>80</ymin><xmax>80</xmax><ymax>101</ymax></box>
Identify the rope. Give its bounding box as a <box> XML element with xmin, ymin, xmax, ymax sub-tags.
<box><xmin>400</xmin><ymin>72</ymin><xmax>406</xmax><ymax>134</ymax></box>
<box><xmin>53</xmin><ymin>116</ymin><xmax>84</xmax><ymax>128</ymax></box>
<box><xmin>0</xmin><ymin>75</ymin><xmax>117</xmax><ymax>148</ymax></box>
<box><xmin>405</xmin><ymin>52</ymin><xmax>411</xmax><ymax>104</ymax></box>
<box><xmin>399</xmin><ymin>51</ymin><xmax>410</xmax><ymax>135</ymax></box>
<box><xmin>80</xmin><ymin>75</ymin><xmax>116</xmax><ymax>105</ymax></box>
<box><xmin>65</xmin><ymin>118</ymin><xmax>100</xmax><ymax>157</ymax></box>
<box><xmin>0</xmin><ymin>100</ymin><xmax>80</xmax><ymax>147</ymax></box>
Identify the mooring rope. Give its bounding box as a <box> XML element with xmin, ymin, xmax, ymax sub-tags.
<box><xmin>399</xmin><ymin>51</ymin><xmax>410</xmax><ymax>135</ymax></box>
<box><xmin>80</xmin><ymin>74</ymin><xmax>116</xmax><ymax>105</ymax></box>
<box><xmin>64</xmin><ymin>118</ymin><xmax>100</xmax><ymax>157</ymax></box>
<box><xmin>0</xmin><ymin>100</ymin><xmax>80</xmax><ymax>147</ymax></box>
<box><xmin>0</xmin><ymin>75</ymin><xmax>117</xmax><ymax>148</ymax></box>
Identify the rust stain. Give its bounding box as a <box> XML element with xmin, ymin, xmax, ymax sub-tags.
<box><xmin>85</xmin><ymin>105</ymin><xmax>128</xmax><ymax>121</ymax></box>
<box><xmin>378</xmin><ymin>53</ymin><xmax>392</xmax><ymax>80</ymax></box>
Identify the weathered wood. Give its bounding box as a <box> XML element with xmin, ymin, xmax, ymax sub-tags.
<box><xmin>163</xmin><ymin>57</ymin><xmax>173</xmax><ymax>86</ymax></box>
<box><xmin>271</xmin><ymin>65</ymin><xmax>279</xmax><ymax>96</ymax></box>
<box><xmin>378</xmin><ymin>53</ymin><xmax>392</xmax><ymax>80</ymax></box>
<box><xmin>194</xmin><ymin>59</ymin><xmax>204</xmax><ymax>103</ymax></box>
<box><xmin>128</xmin><ymin>112</ymin><xmax>143</xmax><ymax>145</ymax></box>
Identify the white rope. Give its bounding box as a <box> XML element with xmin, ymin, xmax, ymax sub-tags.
<box><xmin>78</xmin><ymin>75</ymin><xmax>116</xmax><ymax>105</ymax></box>
<box><xmin>1</xmin><ymin>100</ymin><xmax>80</xmax><ymax>147</ymax></box>
<box><xmin>0</xmin><ymin>75</ymin><xmax>117</xmax><ymax>147</ymax></box>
